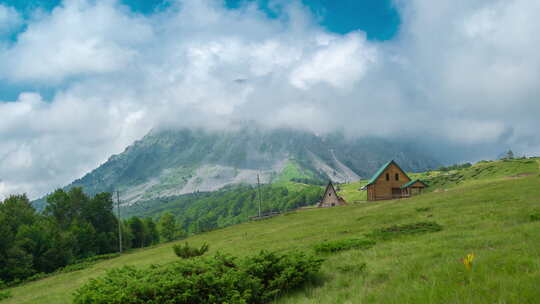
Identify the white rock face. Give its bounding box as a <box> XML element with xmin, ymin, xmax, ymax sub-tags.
<box><xmin>120</xmin><ymin>160</ymin><xmax>287</xmax><ymax>205</ymax></box>
<box><xmin>118</xmin><ymin>154</ymin><xmax>361</xmax><ymax>205</ymax></box>
<box><xmin>308</xmin><ymin>152</ymin><xmax>361</xmax><ymax>184</ymax></box>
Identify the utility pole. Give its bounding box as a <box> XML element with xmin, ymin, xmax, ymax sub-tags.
<box><xmin>257</xmin><ymin>174</ymin><xmax>262</xmax><ymax>218</ymax></box>
<box><xmin>116</xmin><ymin>191</ymin><xmax>123</xmax><ymax>253</ymax></box>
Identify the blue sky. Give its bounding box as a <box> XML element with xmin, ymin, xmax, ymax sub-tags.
<box><xmin>2</xmin><ymin>0</ymin><xmax>400</xmax><ymax>38</ymax></box>
<box><xmin>225</xmin><ymin>0</ymin><xmax>400</xmax><ymax>39</ymax></box>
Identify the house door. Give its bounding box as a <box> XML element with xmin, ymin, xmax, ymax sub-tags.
<box><xmin>392</xmin><ymin>188</ymin><xmax>402</xmax><ymax>198</ymax></box>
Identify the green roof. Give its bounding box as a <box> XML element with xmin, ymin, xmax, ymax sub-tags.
<box><xmin>366</xmin><ymin>160</ymin><xmax>394</xmax><ymax>186</ymax></box>
<box><xmin>400</xmin><ymin>179</ymin><xmax>428</xmax><ymax>189</ymax></box>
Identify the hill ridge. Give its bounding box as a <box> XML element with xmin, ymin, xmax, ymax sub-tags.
<box><xmin>57</xmin><ymin>126</ymin><xmax>440</xmax><ymax>206</ymax></box>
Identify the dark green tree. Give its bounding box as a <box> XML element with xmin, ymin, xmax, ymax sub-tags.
<box><xmin>69</xmin><ymin>220</ymin><xmax>97</xmax><ymax>257</ymax></box>
<box><xmin>84</xmin><ymin>192</ymin><xmax>118</xmax><ymax>254</ymax></box>
<box><xmin>0</xmin><ymin>194</ymin><xmax>37</xmax><ymax>233</ymax></box>
<box><xmin>159</xmin><ymin>212</ymin><xmax>181</xmax><ymax>242</ymax></box>
<box><xmin>45</xmin><ymin>188</ymin><xmax>81</xmax><ymax>229</ymax></box>
<box><xmin>16</xmin><ymin>218</ymin><xmax>75</xmax><ymax>273</ymax></box>
<box><xmin>143</xmin><ymin>218</ymin><xmax>159</xmax><ymax>246</ymax></box>
<box><xmin>0</xmin><ymin>195</ymin><xmax>38</xmax><ymax>282</ymax></box>
<box><xmin>127</xmin><ymin>217</ymin><xmax>145</xmax><ymax>248</ymax></box>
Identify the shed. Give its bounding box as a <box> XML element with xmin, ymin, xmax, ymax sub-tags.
<box><xmin>318</xmin><ymin>181</ymin><xmax>347</xmax><ymax>207</ymax></box>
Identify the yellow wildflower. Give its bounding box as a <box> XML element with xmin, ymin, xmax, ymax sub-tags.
<box><xmin>462</xmin><ymin>253</ymin><xmax>475</xmax><ymax>271</ymax></box>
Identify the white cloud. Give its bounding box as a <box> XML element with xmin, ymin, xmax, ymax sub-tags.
<box><xmin>1</xmin><ymin>0</ymin><xmax>540</xmax><ymax>199</ymax></box>
<box><xmin>290</xmin><ymin>32</ymin><xmax>377</xmax><ymax>89</ymax></box>
<box><xmin>0</xmin><ymin>0</ymin><xmax>153</xmax><ymax>83</ymax></box>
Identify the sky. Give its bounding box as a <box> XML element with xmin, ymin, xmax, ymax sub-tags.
<box><xmin>0</xmin><ymin>0</ymin><xmax>539</xmax><ymax>199</ymax></box>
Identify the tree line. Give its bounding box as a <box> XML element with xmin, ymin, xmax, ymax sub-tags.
<box><xmin>1</xmin><ymin>183</ymin><xmax>323</xmax><ymax>284</ymax></box>
<box><xmin>0</xmin><ymin>188</ymin><xmax>184</xmax><ymax>284</ymax></box>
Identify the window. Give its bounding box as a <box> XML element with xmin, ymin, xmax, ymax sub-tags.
<box><xmin>395</xmin><ymin>173</ymin><xmax>399</xmax><ymax>181</ymax></box>
<box><xmin>385</xmin><ymin>173</ymin><xmax>390</xmax><ymax>181</ymax></box>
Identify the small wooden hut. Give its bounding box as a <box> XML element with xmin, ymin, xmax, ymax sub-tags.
<box><xmin>364</xmin><ymin>160</ymin><xmax>427</xmax><ymax>201</ymax></box>
<box><xmin>318</xmin><ymin>181</ymin><xmax>347</xmax><ymax>207</ymax></box>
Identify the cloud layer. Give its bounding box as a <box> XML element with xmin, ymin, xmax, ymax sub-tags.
<box><xmin>1</xmin><ymin>0</ymin><xmax>540</xmax><ymax>199</ymax></box>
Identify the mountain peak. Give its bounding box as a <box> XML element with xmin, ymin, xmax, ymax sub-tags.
<box><xmin>63</xmin><ymin>127</ymin><xmax>440</xmax><ymax>205</ymax></box>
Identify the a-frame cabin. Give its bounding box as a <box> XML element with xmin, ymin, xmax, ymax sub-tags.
<box><xmin>318</xmin><ymin>181</ymin><xmax>347</xmax><ymax>207</ymax></box>
<box><xmin>364</xmin><ymin>160</ymin><xmax>427</xmax><ymax>201</ymax></box>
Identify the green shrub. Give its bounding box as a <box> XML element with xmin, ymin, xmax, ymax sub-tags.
<box><xmin>313</xmin><ymin>239</ymin><xmax>375</xmax><ymax>253</ymax></box>
<box><xmin>0</xmin><ymin>290</ymin><xmax>11</xmax><ymax>301</ymax></box>
<box><xmin>173</xmin><ymin>242</ymin><xmax>209</xmax><ymax>259</ymax></box>
<box><xmin>242</xmin><ymin>251</ymin><xmax>324</xmax><ymax>301</ymax></box>
<box><xmin>530</xmin><ymin>213</ymin><xmax>540</xmax><ymax>222</ymax></box>
<box><xmin>73</xmin><ymin>251</ymin><xmax>323</xmax><ymax>304</ymax></box>
<box><xmin>367</xmin><ymin>222</ymin><xmax>442</xmax><ymax>240</ymax></box>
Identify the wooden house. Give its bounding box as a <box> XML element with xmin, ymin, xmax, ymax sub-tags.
<box><xmin>318</xmin><ymin>181</ymin><xmax>347</xmax><ymax>207</ymax></box>
<box><xmin>364</xmin><ymin>160</ymin><xmax>427</xmax><ymax>201</ymax></box>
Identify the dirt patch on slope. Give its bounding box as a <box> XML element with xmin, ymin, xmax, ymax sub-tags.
<box><xmin>505</xmin><ymin>173</ymin><xmax>536</xmax><ymax>179</ymax></box>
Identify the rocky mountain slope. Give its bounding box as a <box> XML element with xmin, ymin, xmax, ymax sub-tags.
<box><xmin>63</xmin><ymin>126</ymin><xmax>441</xmax><ymax>205</ymax></box>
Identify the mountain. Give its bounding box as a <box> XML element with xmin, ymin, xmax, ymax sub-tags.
<box><xmin>61</xmin><ymin>125</ymin><xmax>441</xmax><ymax>205</ymax></box>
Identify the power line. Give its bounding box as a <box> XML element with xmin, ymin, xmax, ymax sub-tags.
<box><xmin>116</xmin><ymin>190</ymin><xmax>123</xmax><ymax>253</ymax></box>
<box><xmin>257</xmin><ymin>174</ymin><xmax>262</xmax><ymax>218</ymax></box>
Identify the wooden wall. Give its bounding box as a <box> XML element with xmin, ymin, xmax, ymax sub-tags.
<box><xmin>367</xmin><ymin>163</ymin><xmax>411</xmax><ymax>201</ymax></box>
<box><xmin>319</xmin><ymin>184</ymin><xmax>346</xmax><ymax>207</ymax></box>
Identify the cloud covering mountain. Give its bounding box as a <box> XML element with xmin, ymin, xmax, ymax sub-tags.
<box><xmin>1</xmin><ymin>0</ymin><xmax>539</xmax><ymax>198</ymax></box>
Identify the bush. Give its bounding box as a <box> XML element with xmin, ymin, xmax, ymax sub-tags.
<box><xmin>0</xmin><ymin>290</ymin><xmax>11</xmax><ymax>301</ymax></box>
<box><xmin>530</xmin><ymin>213</ymin><xmax>540</xmax><ymax>222</ymax></box>
<box><xmin>173</xmin><ymin>242</ymin><xmax>209</xmax><ymax>259</ymax></box>
<box><xmin>242</xmin><ymin>251</ymin><xmax>324</xmax><ymax>301</ymax></box>
<box><xmin>367</xmin><ymin>222</ymin><xmax>442</xmax><ymax>240</ymax></box>
<box><xmin>314</xmin><ymin>239</ymin><xmax>375</xmax><ymax>253</ymax></box>
<box><xmin>73</xmin><ymin>251</ymin><xmax>323</xmax><ymax>304</ymax></box>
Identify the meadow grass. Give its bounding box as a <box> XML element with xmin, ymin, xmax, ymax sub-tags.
<box><xmin>410</xmin><ymin>158</ymin><xmax>539</xmax><ymax>192</ymax></box>
<box><xmin>274</xmin><ymin>160</ymin><xmax>313</xmax><ymax>183</ymax></box>
<box><xmin>337</xmin><ymin>180</ymin><xmax>367</xmax><ymax>202</ymax></box>
<box><xmin>3</xmin><ymin>160</ymin><xmax>540</xmax><ymax>303</ymax></box>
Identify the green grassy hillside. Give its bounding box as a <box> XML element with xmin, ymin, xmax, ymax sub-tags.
<box><xmin>4</xmin><ymin>158</ymin><xmax>540</xmax><ymax>303</ymax></box>
<box><xmin>336</xmin><ymin>181</ymin><xmax>367</xmax><ymax>202</ymax></box>
<box><xmin>410</xmin><ymin>158</ymin><xmax>538</xmax><ymax>191</ymax></box>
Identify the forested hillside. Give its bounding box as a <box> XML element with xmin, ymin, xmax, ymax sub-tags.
<box><xmin>0</xmin><ymin>189</ymin><xmax>172</xmax><ymax>288</ymax></box>
<box><xmin>122</xmin><ymin>183</ymin><xmax>324</xmax><ymax>234</ymax></box>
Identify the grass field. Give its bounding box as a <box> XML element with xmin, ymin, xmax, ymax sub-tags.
<box><xmin>410</xmin><ymin>158</ymin><xmax>538</xmax><ymax>191</ymax></box>
<box><xmin>3</xmin><ymin>158</ymin><xmax>540</xmax><ymax>303</ymax></box>
<box><xmin>337</xmin><ymin>180</ymin><xmax>367</xmax><ymax>202</ymax></box>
